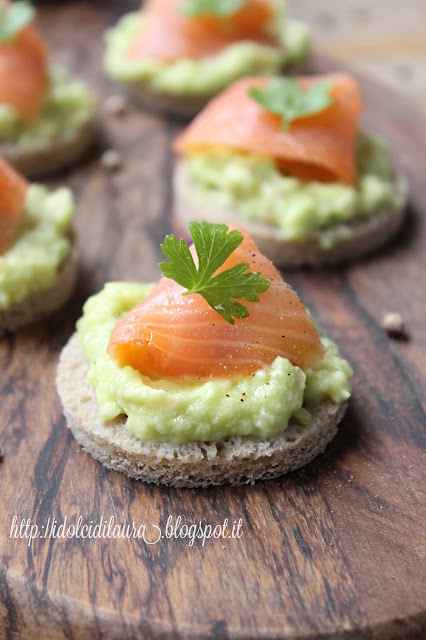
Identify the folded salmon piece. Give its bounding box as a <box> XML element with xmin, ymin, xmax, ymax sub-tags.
<box><xmin>175</xmin><ymin>73</ymin><xmax>362</xmax><ymax>185</ymax></box>
<box><xmin>0</xmin><ymin>157</ymin><xmax>28</xmax><ymax>255</ymax></box>
<box><xmin>108</xmin><ymin>225</ymin><xmax>324</xmax><ymax>380</ymax></box>
<box><xmin>0</xmin><ymin>6</ymin><xmax>49</xmax><ymax>123</ymax></box>
<box><xmin>127</xmin><ymin>0</ymin><xmax>276</xmax><ymax>62</ymax></box>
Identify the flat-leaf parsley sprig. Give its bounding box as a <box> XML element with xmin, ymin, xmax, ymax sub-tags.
<box><xmin>0</xmin><ymin>0</ymin><xmax>35</xmax><ymax>43</ymax></box>
<box><xmin>159</xmin><ymin>222</ymin><xmax>270</xmax><ymax>325</ymax></box>
<box><xmin>181</xmin><ymin>0</ymin><xmax>248</xmax><ymax>18</ymax></box>
<box><xmin>249</xmin><ymin>77</ymin><xmax>335</xmax><ymax>130</ymax></box>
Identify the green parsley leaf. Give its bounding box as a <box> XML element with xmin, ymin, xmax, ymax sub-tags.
<box><xmin>181</xmin><ymin>0</ymin><xmax>248</xmax><ymax>18</ymax></box>
<box><xmin>159</xmin><ymin>221</ymin><xmax>270</xmax><ymax>325</ymax></box>
<box><xmin>249</xmin><ymin>78</ymin><xmax>335</xmax><ymax>130</ymax></box>
<box><xmin>0</xmin><ymin>0</ymin><xmax>35</xmax><ymax>43</ymax></box>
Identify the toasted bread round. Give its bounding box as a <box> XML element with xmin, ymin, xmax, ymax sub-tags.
<box><xmin>125</xmin><ymin>85</ymin><xmax>213</xmax><ymax>119</ymax></box>
<box><xmin>0</xmin><ymin>239</ymin><xmax>78</xmax><ymax>336</ymax></box>
<box><xmin>56</xmin><ymin>332</ymin><xmax>347</xmax><ymax>487</ymax></box>
<box><xmin>173</xmin><ymin>160</ymin><xmax>408</xmax><ymax>267</ymax></box>
<box><xmin>122</xmin><ymin>58</ymin><xmax>307</xmax><ymax>119</ymax></box>
<box><xmin>0</xmin><ymin>119</ymin><xmax>96</xmax><ymax>180</ymax></box>
<box><xmin>125</xmin><ymin>71</ymin><xmax>305</xmax><ymax>120</ymax></box>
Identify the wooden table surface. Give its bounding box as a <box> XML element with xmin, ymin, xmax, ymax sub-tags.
<box><xmin>1</xmin><ymin>2</ymin><xmax>426</xmax><ymax>639</ymax></box>
<box><xmin>287</xmin><ymin>0</ymin><xmax>426</xmax><ymax>120</ymax></box>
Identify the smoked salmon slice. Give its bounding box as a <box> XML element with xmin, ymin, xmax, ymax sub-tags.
<box><xmin>0</xmin><ymin>15</ymin><xmax>48</xmax><ymax>122</ymax></box>
<box><xmin>0</xmin><ymin>157</ymin><xmax>28</xmax><ymax>255</ymax></box>
<box><xmin>127</xmin><ymin>0</ymin><xmax>276</xmax><ymax>62</ymax></box>
<box><xmin>174</xmin><ymin>73</ymin><xmax>362</xmax><ymax>185</ymax></box>
<box><xmin>108</xmin><ymin>225</ymin><xmax>324</xmax><ymax>380</ymax></box>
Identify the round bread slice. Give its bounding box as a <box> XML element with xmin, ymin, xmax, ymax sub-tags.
<box><xmin>56</xmin><ymin>332</ymin><xmax>348</xmax><ymax>488</ymax></box>
<box><xmin>125</xmin><ymin>85</ymin><xmax>214</xmax><ymax>119</ymax></box>
<box><xmin>0</xmin><ymin>119</ymin><xmax>96</xmax><ymax>180</ymax></box>
<box><xmin>173</xmin><ymin>160</ymin><xmax>408</xmax><ymax>267</ymax></box>
<box><xmin>0</xmin><ymin>239</ymin><xmax>78</xmax><ymax>336</ymax></box>
<box><xmin>122</xmin><ymin>60</ymin><xmax>307</xmax><ymax>120</ymax></box>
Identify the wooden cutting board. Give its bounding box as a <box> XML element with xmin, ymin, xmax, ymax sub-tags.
<box><xmin>0</xmin><ymin>2</ymin><xmax>425</xmax><ymax>639</ymax></box>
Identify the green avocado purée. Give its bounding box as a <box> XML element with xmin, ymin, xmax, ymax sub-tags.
<box><xmin>0</xmin><ymin>68</ymin><xmax>95</xmax><ymax>148</ymax></box>
<box><xmin>104</xmin><ymin>8</ymin><xmax>309</xmax><ymax>97</ymax></box>
<box><xmin>77</xmin><ymin>282</ymin><xmax>352</xmax><ymax>445</ymax></box>
<box><xmin>0</xmin><ymin>185</ymin><xmax>73</xmax><ymax>309</ymax></box>
<box><xmin>185</xmin><ymin>132</ymin><xmax>397</xmax><ymax>248</ymax></box>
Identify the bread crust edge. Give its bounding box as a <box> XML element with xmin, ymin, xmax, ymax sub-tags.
<box><xmin>56</xmin><ymin>333</ymin><xmax>348</xmax><ymax>487</ymax></box>
<box><xmin>0</xmin><ymin>239</ymin><xmax>78</xmax><ymax>335</ymax></box>
<box><xmin>0</xmin><ymin>119</ymin><xmax>96</xmax><ymax>179</ymax></box>
<box><xmin>119</xmin><ymin>58</ymin><xmax>307</xmax><ymax>119</ymax></box>
<box><xmin>173</xmin><ymin>160</ymin><xmax>408</xmax><ymax>267</ymax></box>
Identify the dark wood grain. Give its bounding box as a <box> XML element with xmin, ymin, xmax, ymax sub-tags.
<box><xmin>1</xmin><ymin>3</ymin><xmax>425</xmax><ymax>639</ymax></box>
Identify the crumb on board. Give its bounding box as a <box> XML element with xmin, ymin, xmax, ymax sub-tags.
<box><xmin>103</xmin><ymin>94</ymin><xmax>127</xmax><ymax>116</ymax></box>
<box><xmin>101</xmin><ymin>149</ymin><xmax>123</xmax><ymax>172</ymax></box>
<box><xmin>382</xmin><ymin>312</ymin><xmax>406</xmax><ymax>338</ymax></box>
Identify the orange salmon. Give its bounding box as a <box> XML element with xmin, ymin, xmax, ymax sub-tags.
<box><xmin>128</xmin><ymin>0</ymin><xmax>276</xmax><ymax>62</ymax></box>
<box><xmin>174</xmin><ymin>73</ymin><xmax>362</xmax><ymax>185</ymax></box>
<box><xmin>108</xmin><ymin>225</ymin><xmax>324</xmax><ymax>379</ymax></box>
<box><xmin>0</xmin><ymin>157</ymin><xmax>28</xmax><ymax>255</ymax></box>
<box><xmin>0</xmin><ymin>6</ymin><xmax>48</xmax><ymax>122</ymax></box>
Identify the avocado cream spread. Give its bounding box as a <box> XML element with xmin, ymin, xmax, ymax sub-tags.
<box><xmin>0</xmin><ymin>185</ymin><xmax>73</xmax><ymax>309</ymax></box>
<box><xmin>0</xmin><ymin>69</ymin><xmax>95</xmax><ymax>148</ymax></box>
<box><xmin>104</xmin><ymin>8</ymin><xmax>309</xmax><ymax>97</ymax></box>
<box><xmin>77</xmin><ymin>283</ymin><xmax>352</xmax><ymax>444</ymax></box>
<box><xmin>185</xmin><ymin>132</ymin><xmax>397</xmax><ymax>247</ymax></box>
